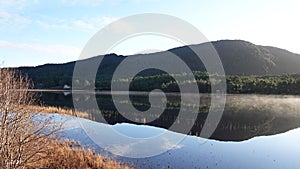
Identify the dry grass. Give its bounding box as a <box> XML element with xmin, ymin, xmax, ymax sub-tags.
<box><xmin>25</xmin><ymin>105</ymin><xmax>90</xmax><ymax>118</ymax></box>
<box><xmin>27</xmin><ymin>139</ymin><xmax>133</xmax><ymax>169</ymax></box>
<box><xmin>22</xmin><ymin>106</ymin><xmax>134</xmax><ymax>169</ymax></box>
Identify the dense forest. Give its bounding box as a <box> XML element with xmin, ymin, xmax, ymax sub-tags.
<box><xmin>138</xmin><ymin>72</ymin><xmax>300</xmax><ymax>94</ymax></box>
<box><xmin>17</xmin><ymin>68</ymin><xmax>300</xmax><ymax>94</ymax></box>
<box><xmin>100</xmin><ymin>71</ymin><xmax>300</xmax><ymax>94</ymax></box>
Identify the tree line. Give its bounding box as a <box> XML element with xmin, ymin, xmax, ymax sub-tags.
<box><xmin>22</xmin><ymin>69</ymin><xmax>300</xmax><ymax>95</ymax></box>
<box><xmin>99</xmin><ymin>71</ymin><xmax>300</xmax><ymax>95</ymax></box>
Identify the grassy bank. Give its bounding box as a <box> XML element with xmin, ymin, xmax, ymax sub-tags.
<box><xmin>26</xmin><ymin>105</ymin><xmax>90</xmax><ymax>118</ymax></box>
<box><xmin>24</xmin><ymin>105</ymin><xmax>134</xmax><ymax>169</ymax></box>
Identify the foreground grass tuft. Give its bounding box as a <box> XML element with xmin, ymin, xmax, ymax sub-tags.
<box><xmin>26</xmin><ymin>105</ymin><xmax>90</xmax><ymax>118</ymax></box>
<box><xmin>27</xmin><ymin>139</ymin><xmax>133</xmax><ymax>169</ymax></box>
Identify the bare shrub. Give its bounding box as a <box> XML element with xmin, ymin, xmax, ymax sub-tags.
<box><xmin>0</xmin><ymin>68</ymin><xmax>60</xmax><ymax>169</ymax></box>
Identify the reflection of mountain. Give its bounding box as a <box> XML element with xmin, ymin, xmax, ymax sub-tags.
<box><xmin>40</xmin><ymin>92</ymin><xmax>300</xmax><ymax>141</ymax></box>
<box><xmin>19</xmin><ymin>40</ymin><xmax>300</xmax><ymax>89</ymax></box>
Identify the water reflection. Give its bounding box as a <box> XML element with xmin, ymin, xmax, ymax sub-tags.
<box><xmin>39</xmin><ymin>92</ymin><xmax>300</xmax><ymax>141</ymax></box>
<box><xmin>62</xmin><ymin>117</ymin><xmax>300</xmax><ymax>169</ymax></box>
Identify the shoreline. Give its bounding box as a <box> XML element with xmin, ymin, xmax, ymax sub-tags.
<box><xmin>27</xmin><ymin>89</ymin><xmax>300</xmax><ymax>97</ymax></box>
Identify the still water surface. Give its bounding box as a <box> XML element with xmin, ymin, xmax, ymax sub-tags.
<box><xmin>39</xmin><ymin>91</ymin><xmax>300</xmax><ymax>141</ymax></box>
<box><xmin>37</xmin><ymin>91</ymin><xmax>300</xmax><ymax>168</ymax></box>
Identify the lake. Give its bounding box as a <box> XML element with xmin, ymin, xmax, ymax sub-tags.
<box><xmin>38</xmin><ymin>91</ymin><xmax>300</xmax><ymax>168</ymax></box>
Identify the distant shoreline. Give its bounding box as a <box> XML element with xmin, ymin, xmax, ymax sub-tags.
<box><xmin>28</xmin><ymin>89</ymin><xmax>223</xmax><ymax>96</ymax></box>
<box><xmin>27</xmin><ymin>89</ymin><xmax>300</xmax><ymax>96</ymax></box>
<box><xmin>28</xmin><ymin>89</ymin><xmax>191</xmax><ymax>95</ymax></box>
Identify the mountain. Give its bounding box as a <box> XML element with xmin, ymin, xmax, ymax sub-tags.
<box><xmin>169</xmin><ymin>40</ymin><xmax>300</xmax><ymax>75</ymax></box>
<box><xmin>18</xmin><ymin>40</ymin><xmax>300</xmax><ymax>89</ymax></box>
<box><xmin>212</xmin><ymin>40</ymin><xmax>300</xmax><ymax>75</ymax></box>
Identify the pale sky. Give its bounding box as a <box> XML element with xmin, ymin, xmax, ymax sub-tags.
<box><xmin>0</xmin><ymin>0</ymin><xmax>300</xmax><ymax>67</ymax></box>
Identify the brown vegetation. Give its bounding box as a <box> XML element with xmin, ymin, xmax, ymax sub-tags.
<box><xmin>26</xmin><ymin>139</ymin><xmax>133</xmax><ymax>169</ymax></box>
<box><xmin>25</xmin><ymin>105</ymin><xmax>90</xmax><ymax>118</ymax></box>
<box><xmin>0</xmin><ymin>68</ymin><xmax>60</xmax><ymax>169</ymax></box>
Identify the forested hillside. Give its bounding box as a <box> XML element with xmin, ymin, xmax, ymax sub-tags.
<box><xmin>17</xmin><ymin>40</ymin><xmax>300</xmax><ymax>94</ymax></box>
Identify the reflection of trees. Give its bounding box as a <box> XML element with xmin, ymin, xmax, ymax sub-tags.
<box><xmin>41</xmin><ymin>93</ymin><xmax>300</xmax><ymax>141</ymax></box>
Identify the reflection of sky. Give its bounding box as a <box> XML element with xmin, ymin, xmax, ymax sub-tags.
<box><xmin>112</xmin><ymin>123</ymin><xmax>165</xmax><ymax>138</ymax></box>
<box><xmin>62</xmin><ymin>115</ymin><xmax>300</xmax><ymax>169</ymax></box>
<box><xmin>68</xmin><ymin>117</ymin><xmax>186</xmax><ymax>158</ymax></box>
